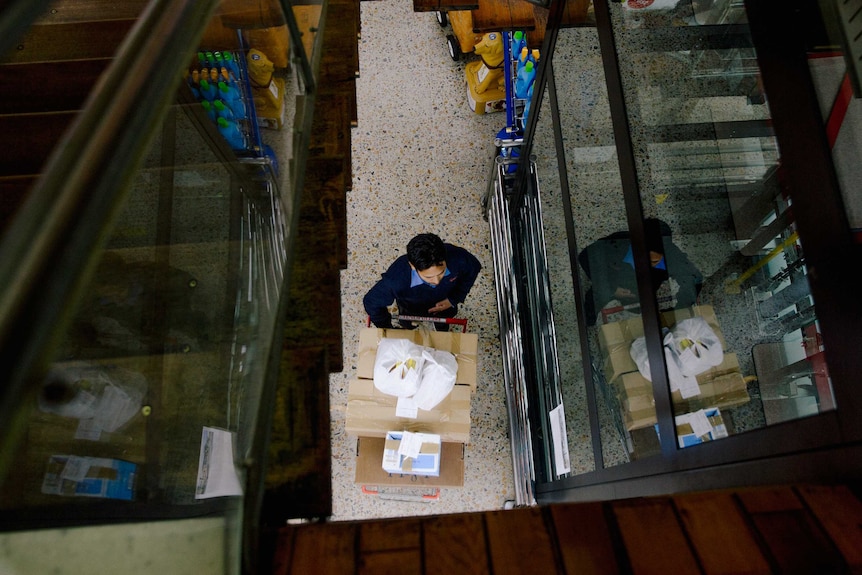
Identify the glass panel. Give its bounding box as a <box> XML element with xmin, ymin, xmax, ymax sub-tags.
<box><xmin>0</xmin><ymin>0</ymin><xmax>302</xmax><ymax>550</ymax></box>
<box><xmin>532</xmin><ymin>88</ymin><xmax>596</xmax><ymax>476</ymax></box>
<box><xmin>548</xmin><ymin>26</ymin><xmax>659</xmax><ymax>468</ymax></box>
<box><xmin>606</xmin><ymin>0</ymin><xmax>835</xmax><ymax>450</ymax></box>
<box><xmin>1</xmin><ymin>105</ymin><xmax>285</xmax><ymax>512</ymax></box>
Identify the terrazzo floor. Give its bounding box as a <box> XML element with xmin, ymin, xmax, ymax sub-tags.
<box><xmin>328</xmin><ymin>0</ymin><xmax>516</xmax><ymax>520</ymax></box>
<box><xmin>330</xmin><ymin>0</ymin><xmax>851</xmax><ymax>520</ymax></box>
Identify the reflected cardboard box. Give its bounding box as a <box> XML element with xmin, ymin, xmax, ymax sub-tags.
<box><xmin>675</xmin><ymin>408</ymin><xmax>729</xmax><ymax>448</ymax></box>
<box><xmin>41</xmin><ymin>456</ymin><xmax>136</xmax><ymax>500</ymax></box>
<box><xmin>599</xmin><ymin>305</ymin><xmax>725</xmax><ymax>385</ymax></box>
<box><xmin>617</xmin><ymin>354</ymin><xmax>749</xmax><ymax>431</ymax></box>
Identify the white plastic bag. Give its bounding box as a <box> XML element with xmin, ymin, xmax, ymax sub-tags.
<box><xmin>38</xmin><ymin>363</ymin><xmax>147</xmax><ymax>432</ymax></box>
<box><xmin>630</xmin><ymin>329</ymin><xmax>700</xmax><ymax>399</ymax></box>
<box><xmin>373</xmin><ymin>338</ymin><xmax>426</xmax><ymax>397</ymax></box>
<box><xmin>671</xmin><ymin>317</ymin><xmax>723</xmax><ymax>377</ymax></box>
<box><xmin>411</xmin><ymin>348</ymin><xmax>458</xmax><ymax>411</ymax></box>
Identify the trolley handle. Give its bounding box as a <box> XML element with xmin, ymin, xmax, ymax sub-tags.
<box><xmin>361</xmin><ymin>485</ymin><xmax>441</xmax><ymax>501</ymax></box>
<box><xmin>365</xmin><ymin>315</ymin><xmax>468</xmax><ymax>332</ymax></box>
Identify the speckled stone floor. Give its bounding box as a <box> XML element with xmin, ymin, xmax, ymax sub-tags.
<box><xmin>328</xmin><ymin>0</ymin><xmax>515</xmax><ymax>520</ymax></box>
<box><xmin>327</xmin><ymin>0</ymin><xmax>861</xmax><ymax>519</ymax></box>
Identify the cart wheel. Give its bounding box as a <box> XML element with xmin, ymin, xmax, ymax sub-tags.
<box><xmin>435</xmin><ymin>10</ymin><xmax>448</xmax><ymax>27</ymax></box>
<box><xmin>446</xmin><ymin>34</ymin><xmax>461</xmax><ymax>61</ymax></box>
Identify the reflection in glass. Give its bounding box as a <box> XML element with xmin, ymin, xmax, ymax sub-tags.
<box><xmin>606</xmin><ymin>0</ymin><xmax>835</xmax><ymax>451</ymax></box>
<box><xmin>0</xmin><ymin>21</ymin><xmax>296</xmax><ymax>514</ymax></box>
<box><xmin>533</xmin><ymin>87</ymin><xmax>595</xmax><ymax>476</ymax></box>
<box><xmin>534</xmin><ymin>0</ymin><xmax>838</xmax><ymax>471</ymax></box>
<box><xmin>548</xmin><ymin>27</ymin><xmax>638</xmax><ymax>469</ymax></box>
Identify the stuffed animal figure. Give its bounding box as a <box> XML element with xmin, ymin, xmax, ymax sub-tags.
<box><xmin>467</xmin><ymin>32</ymin><xmax>505</xmax><ymax>94</ymax></box>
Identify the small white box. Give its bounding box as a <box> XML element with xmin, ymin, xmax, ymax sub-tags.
<box><xmin>674</xmin><ymin>407</ymin><xmax>729</xmax><ymax>448</ymax></box>
<box><xmin>382</xmin><ymin>431</ymin><xmax>441</xmax><ymax>476</ymax></box>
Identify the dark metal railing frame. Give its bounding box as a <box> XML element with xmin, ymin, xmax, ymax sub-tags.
<box><xmin>509</xmin><ymin>0</ymin><xmax>862</xmax><ymax>502</ymax></box>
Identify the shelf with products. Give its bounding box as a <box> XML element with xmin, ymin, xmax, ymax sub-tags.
<box><xmin>185</xmin><ymin>43</ymin><xmax>283</xmax><ymax>182</ymax></box>
<box><xmin>491</xmin><ymin>31</ymin><xmax>541</xmax><ymax>180</ymax></box>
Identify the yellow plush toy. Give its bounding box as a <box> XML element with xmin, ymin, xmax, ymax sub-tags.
<box><xmin>466</xmin><ymin>32</ymin><xmax>505</xmax><ymax>94</ymax></box>
<box><xmin>464</xmin><ymin>32</ymin><xmax>507</xmax><ymax>114</ymax></box>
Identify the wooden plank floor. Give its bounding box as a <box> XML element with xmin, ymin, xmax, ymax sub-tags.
<box><xmin>267</xmin><ymin>484</ymin><xmax>862</xmax><ymax>574</ymax></box>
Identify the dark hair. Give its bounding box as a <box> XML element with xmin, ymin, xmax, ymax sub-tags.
<box><xmin>407</xmin><ymin>233</ymin><xmax>446</xmax><ymax>271</ymax></box>
<box><xmin>643</xmin><ymin>218</ymin><xmax>672</xmax><ymax>254</ymax></box>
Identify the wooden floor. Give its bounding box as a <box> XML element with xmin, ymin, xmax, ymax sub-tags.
<box><xmin>267</xmin><ymin>483</ymin><xmax>862</xmax><ymax>574</ymax></box>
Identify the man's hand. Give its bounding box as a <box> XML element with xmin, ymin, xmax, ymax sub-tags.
<box><xmin>428</xmin><ymin>299</ymin><xmax>453</xmax><ymax>314</ymax></box>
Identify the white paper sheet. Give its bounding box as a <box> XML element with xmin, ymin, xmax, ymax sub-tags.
<box><xmin>549</xmin><ymin>404</ymin><xmax>571</xmax><ymax>476</ymax></box>
<box><xmin>397</xmin><ymin>431</ymin><xmax>424</xmax><ymax>459</ymax></box>
<box><xmin>195</xmin><ymin>426</ymin><xmax>243</xmax><ymax>499</ymax></box>
<box><xmin>688</xmin><ymin>409</ymin><xmax>713</xmax><ymax>438</ymax></box>
<box><xmin>395</xmin><ymin>396</ymin><xmax>419</xmax><ymax>419</ymax></box>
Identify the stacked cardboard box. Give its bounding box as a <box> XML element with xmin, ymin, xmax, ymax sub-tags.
<box><xmin>598</xmin><ymin>305</ymin><xmax>750</xmax><ymax>431</ymax></box>
<box><xmin>381</xmin><ymin>431</ymin><xmax>441</xmax><ymax>476</ymax></box>
<box><xmin>346</xmin><ymin>327</ymin><xmax>479</xmax><ymax>487</ymax></box>
<box><xmin>675</xmin><ymin>407</ymin><xmax>729</xmax><ymax>448</ymax></box>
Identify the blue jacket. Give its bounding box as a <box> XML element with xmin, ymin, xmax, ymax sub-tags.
<box><xmin>364</xmin><ymin>244</ymin><xmax>481</xmax><ymax>328</ymax></box>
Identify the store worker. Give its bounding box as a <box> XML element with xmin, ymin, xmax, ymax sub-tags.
<box><xmin>364</xmin><ymin>233</ymin><xmax>481</xmax><ymax>331</ymax></box>
<box><xmin>578</xmin><ymin>218</ymin><xmax>703</xmax><ymax>326</ymax></box>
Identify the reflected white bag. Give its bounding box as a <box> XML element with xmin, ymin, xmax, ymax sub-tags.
<box><xmin>671</xmin><ymin>317</ymin><xmax>723</xmax><ymax>377</ymax></box>
<box><xmin>38</xmin><ymin>363</ymin><xmax>148</xmax><ymax>432</ymax></box>
<box><xmin>630</xmin><ymin>328</ymin><xmax>700</xmax><ymax>399</ymax></box>
<box><xmin>412</xmin><ymin>348</ymin><xmax>458</xmax><ymax>411</ymax></box>
<box><xmin>373</xmin><ymin>338</ymin><xmax>426</xmax><ymax>397</ymax></box>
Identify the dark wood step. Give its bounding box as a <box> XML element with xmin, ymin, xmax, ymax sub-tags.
<box><xmin>0</xmin><ymin>111</ymin><xmax>76</xmax><ymax>177</ymax></box>
<box><xmin>268</xmin><ymin>485</ymin><xmax>862</xmax><ymax>574</ymax></box>
<box><xmin>261</xmin><ymin>344</ymin><xmax>333</xmax><ymax>525</ymax></box>
<box><xmin>319</xmin><ymin>0</ymin><xmax>360</xmax><ymax>80</ymax></box>
<box><xmin>0</xmin><ymin>175</ymin><xmax>37</xmax><ymax>229</ymax></box>
<box><xmin>327</xmin><ymin>0</ymin><xmax>362</xmax><ymax>38</ymax></box>
<box><xmin>4</xmin><ymin>20</ymin><xmax>136</xmax><ymax>63</ymax></box>
<box><xmin>465</xmin><ymin>0</ymin><xmax>593</xmax><ymax>48</ymax></box>
<box><xmin>413</xmin><ymin>0</ymin><xmax>479</xmax><ymax>12</ymax></box>
<box><xmin>35</xmin><ymin>0</ymin><xmax>149</xmax><ymax>24</ymax></box>
<box><xmin>0</xmin><ymin>59</ymin><xmax>110</xmax><ymax>114</ymax></box>
<box><xmin>309</xmin><ymin>92</ymin><xmax>352</xmax><ymax>192</ymax></box>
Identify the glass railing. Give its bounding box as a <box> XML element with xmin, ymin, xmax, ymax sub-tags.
<box><xmin>0</xmin><ymin>0</ymin><xmax>323</xmax><ymax>571</ymax></box>
<box><xmin>573</xmin><ymin>0</ymin><xmax>833</xmax><ymax>460</ymax></box>
<box><xmin>499</xmin><ymin>0</ymin><xmax>862</xmax><ymax>499</ymax></box>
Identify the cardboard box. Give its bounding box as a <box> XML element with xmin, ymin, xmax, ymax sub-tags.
<box><xmin>355</xmin><ymin>437</ymin><xmax>465</xmax><ymax>487</ymax></box>
<box><xmin>41</xmin><ymin>456</ymin><xmax>136</xmax><ymax>500</ymax></box>
<box><xmin>381</xmin><ymin>431</ymin><xmax>441</xmax><ymax>476</ymax></box>
<box><xmin>345</xmin><ymin>378</ymin><xmax>471</xmax><ymax>443</ymax></box>
<box><xmin>615</xmin><ymin>352</ymin><xmax>749</xmax><ymax>429</ymax></box>
<box><xmin>357</xmin><ymin>328</ymin><xmax>478</xmax><ymax>391</ymax></box>
<box><xmin>625</xmin><ymin>406</ymin><xmax>660</xmax><ymax>431</ymax></box>
<box><xmin>675</xmin><ymin>408</ymin><xmax>729</xmax><ymax>448</ymax></box>
<box><xmin>603</xmin><ymin>345</ymin><xmax>638</xmax><ymax>386</ymax></box>
<box><xmin>622</xmin><ymin>389</ymin><xmax>655</xmax><ymax>414</ymax></box>
<box><xmin>599</xmin><ymin>305</ymin><xmax>725</xmax><ymax>385</ymax></box>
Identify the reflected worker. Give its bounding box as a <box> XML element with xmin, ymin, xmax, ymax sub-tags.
<box><xmin>578</xmin><ymin>218</ymin><xmax>703</xmax><ymax>325</ymax></box>
<box><xmin>364</xmin><ymin>233</ymin><xmax>481</xmax><ymax>331</ymax></box>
